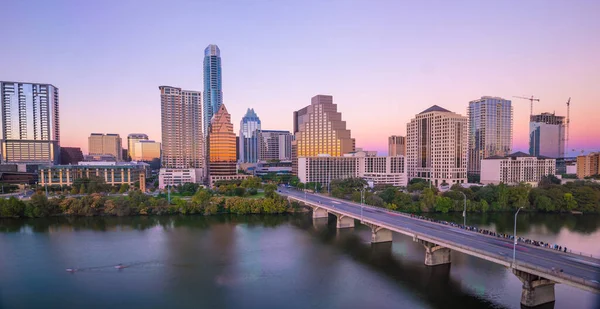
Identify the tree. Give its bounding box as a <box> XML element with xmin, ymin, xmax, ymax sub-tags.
<box><xmin>481</xmin><ymin>199</ymin><xmax>489</xmax><ymax>213</ymax></box>
<box><xmin>420</xmin><ymin>188</ymin><xmax>436</xmax><ymax>211</ymax></box>
<box><xmin>70</xmin><ymin>186</ymin><xmax>78</xmax><ymax>195</ymax></box>
<box><xmin>434</xmin><ymin>196</ymin><xmax>453</xmax><ymax>213</ymax></box>
<box><xmin>564</xmin><ymin>193</ymin><xmax>577</xmax><ymax>211</ymax></box>
<box><xmin>79</xmin><ymin>184</ymin><xmax>86</xmax><ymax>195</ymax></box>
<box><xmin>241</xmin><ymin>177</ymin><xmax>261</xmax><ymax>189</ymax></box>
<box><xmin>234</xmin><ymin>186</ymin><xmax>246</xmax><ymax>197</ymax></box>
<box><xmin>539</xmin><ymin>175</ymin><xmax>561</xmax><ymax>187</ymax></box>
<box><xmin>535</xmin><ymin>195</ymin><xmax>554</xmax><ymax>212</ymax></box>
<box><xmin>192</xmin><ymin>188</ymin><xmax>212</xmax><ymax>206</ymax></box>
<box><xmin>264</xmin><ymin>184</ymin><xmax>277</xmax><ymax>198</ymax></box>
<box><xmin>119</xmin><ymin>183</ymin><xmax>130</xmax><ymax>194</ymax></box>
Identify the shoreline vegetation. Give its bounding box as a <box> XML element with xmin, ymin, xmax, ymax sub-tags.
<box><xmin>2</xmin><ymin>174</ymin><xmax>600</xmax><ymax>219</ymax></box>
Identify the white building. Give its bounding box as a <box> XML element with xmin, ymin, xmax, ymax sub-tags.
<box><xmin>406</xmin><ymin>105</ymin><xmax>468</xmax><ymax>187</ymax></box>
<box><xmin>480</xmin><ymin>152</ymin><xmax>556</xmax><ymax>186</ymax></box>
<box><xmin>297</xmin><ymin>151</ymin><xmax>407</xmax><ymax>187</ymax></box>
<box><xmin>159</xmin><ymin>168</ymin><xmax>204</xmax><ymax>189</ymax></box>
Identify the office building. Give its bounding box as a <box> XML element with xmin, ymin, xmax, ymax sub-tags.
<box><xmin>209</xmin><ymin>104</ymin><xmax>236</xmax><ymax>176</ymax></box>
<box><xmin>254</xmin><ymin>160</ymin><xmax>292</xmax><ymax>177</ymax></box>
<box><xmin>388</xmin><ymin>135</ymin><xmax>406</xmax><ymax>156</ymax></box>
<box><xmin>159</xmin><ymin>86</ymin><xmax>203</xmax><ymax>170</ymax></box>
<box><xmin>576</xmin><ymin>153</ymin><xmax>600</xmax><ymax>179</ymax></box>
<box><xmin>239</xmin><ymin>108</ymin><xmax>261</xmax><ymax>163</ymax></box>
<box><xmin>467</xmin><ymin>96</ymin><xmax>513</xmax><ymax>177</ymax></box>
<box><xmin>260</xmin><ymin>130</ymin><xmax>293</xmax><ymax>161</ymax></box>
<box><xmin>158</xmin><ymin>168</ymin><xmax>204</xmax><ymax>189</ymax></box>
<box><xmin>292</xmin><ymin>95</ymin><xmax>355</xmax><ymax>174</ymax></box>
<box><xmin>529</xmin><ymin>112</ymin><xmax>565</xmax><ymax>158</ymax></box>
<box><xmin>0</xmin><ymin>81</ymin><xmax>60</xmax><ymax>164</ymax></box>
<box><xmin>88</xmin><ymin>133</ymin><xmax>122</xmax><ymax>161</ymax></box>
<box><xmin>39</xmin><ymin>161</ymin><xmax>148</xmax><ymax>187</ymax></box>
<box><xmin>297</xmin><ymin>151</ymin><xmax>407</xmax><ymax>187</ymax></box>
<box><xmin>60</xmin><ymin>147</ymin><xmax>84</xmax><ymax>165</ymax></box>
<box><xmin>480</xmin><ymin>152</ymin><xmax>556</xmax><ymax>186</ymax></box>
<box><xmin>127</xmin><ymin>133</ymin><xmax>148</xmax><ymax>161</ymax></box>
<box><xmin>133</xmin><ymin>140</ymin><xmax>161</xmax><ymax>162</ymax></box>
<box><xmin>203</xmin><ymin>44</ymin><xmax>223</xmax><ymax>135</ymax></box>
<box><xmin>406</xmin><ymin>105</ymin><xmax>468</xmax><ymax>187</ymax></box>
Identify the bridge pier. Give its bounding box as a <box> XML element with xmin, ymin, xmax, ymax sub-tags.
<box><xmin>371</xmin><ymin>226</ymin><xmax>392</xmax><ymax>243</ymax></box>
<box><xmin>419</xmin><ymin>240</ymin><xmax>451</xmax><ymax>266</ymax></box>
<box><xmin>335</xmin><ymin>215</ymin><xmax>355</xmax><ymax>229</ymax></box>
<box><xmin>512</xmin><ymin>269</ymin><xmax>555</xmax><ymax>308</ymax></box>
<box><xmin>312</xmin><ymin>207</ymin><xmax>328</xmax><ymax>219</ymax></box>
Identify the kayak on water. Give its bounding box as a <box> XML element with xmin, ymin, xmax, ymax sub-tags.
<box><xmin>114</xmin><ymin>264</ymin><xmax>127</xmax><ymax>269</ymax></box>
<box><xmin>66</xmin><ymin>268</ymin><xmax>77</xmax><ymax>272</ymax></box>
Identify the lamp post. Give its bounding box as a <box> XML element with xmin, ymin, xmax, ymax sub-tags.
<box><xmin>360</xmin><ymin>187</ymin><xmax>366</xmax><ymax>222</ymax></box>
<box><xmin>512</xmin><ymin>207</ymin><xmax>523</xmax><ymax>268</ymax></box>
<box><xmin>458</xmin><ymin>191</ymin><xmax>467</xmax><ymax>227</ymax></box>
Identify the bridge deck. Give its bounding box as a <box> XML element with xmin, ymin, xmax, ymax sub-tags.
<box><xmin>280</xmin><ymin>188</ymin><xmax>600</xmax><ymax>294</ymax></box>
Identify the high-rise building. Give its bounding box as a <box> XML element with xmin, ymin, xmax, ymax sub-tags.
<box><xmin>60</xmin><ymin>147</ymin><xmax>84</xmax><ymax>165</ymax></box>
<box><xmin>88</xmin><ymin>133</ymin><xmax>122</xmax><ymax>161</ymax></box>
<box><xmin>388</xmin><ymin>135</ymin><xmax>406</xmax><ymax>156</ymax></box>
<box><xmin>239</xmin><ymin>108</ymin><xmax>261</xmax><ymax>163</ymax></box>
<box><xmin>292</xmin><ymin>95</ymin><xmax>355</xmax><ymax>174</ymax></box>
<box><xmin>209</xmin><ymin>104</ymin><xmax>236</xmax><ymax>176</ymax></box>
<box><xmin>576</xmin><ymin>153</ymin><xmax>600</xmax><ymax>179</ymax></box>
<box><xmin>406</xmin><ymin>105</ymin><xmax>468</xmax><ymax>186</ymax></box>
<box><xmin>127</xmin><ymin>133</ymin><xmax>148</xmax><ymax>161</ymax></box>
<box><xmin>203</xmin><ymin>44</ymin><xmax>223</xmax><ymax>135</ymax></box>
<box><xmin>260</xmin><ymin>130</ymin><xmax>293</xmax><ymax>161</ymax></box>
<box><xmin>529</xmin><ymin>112</ymin><xmax>565</xmax><ymax>158</ymax></box>
<box><xmin>0</xmin><ymin>81</ymin><xmax>60</xmax><ymax>164</ymax></box>
<box><xmin>468</xmin><ymin>96</ymin><xmax>513</xmax><ymax>177</ymax></box>
<box><xmin>159</xmin><ymin>86</ymin><xmax>203</xmax><ymax>169</ymax></box>
<box><xmin>133</xmin><ymin>140</ymin><xmax>161</xmax><ymax>162</ymax></box>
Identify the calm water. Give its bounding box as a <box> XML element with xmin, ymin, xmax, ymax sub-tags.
<box><xmin>1</xmin><ymin>213</ymin><xmax>599</xmax><ymax>309</ymax></box>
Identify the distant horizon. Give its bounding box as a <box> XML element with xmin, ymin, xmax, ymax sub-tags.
<box><xmin>1</xmin><ymin>0</ymin><xmax>598</xmax><ymax>157</ymax></box>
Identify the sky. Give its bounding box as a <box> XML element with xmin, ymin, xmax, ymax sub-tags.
<box><xmin>1</xmin><ymin>0</ymin><xmax>599</xmax><ymax>156</ymax></box>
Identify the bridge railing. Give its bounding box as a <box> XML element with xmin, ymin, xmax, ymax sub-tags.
<box><xmin>290</xmin><ymin>195</ymin><xmax>600</xmax><ymax>291</ymax></box>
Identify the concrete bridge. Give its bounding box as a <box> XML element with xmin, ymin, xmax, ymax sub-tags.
<box><xmin>279</xmin><ymin>187</ymin><xmax>600</xmax><ymax>308</ymax></box>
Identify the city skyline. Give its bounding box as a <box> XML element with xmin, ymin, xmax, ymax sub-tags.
<box><xmin>1</xmin><ymin>1</ymin><xmax>599</xmax><ymax>156</ymax></box>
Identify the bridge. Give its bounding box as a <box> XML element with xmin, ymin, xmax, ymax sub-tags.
<box><xmin>278</xmin><ymin>187</ymin><xmax>600</xmax><ymax>308</ymax></box>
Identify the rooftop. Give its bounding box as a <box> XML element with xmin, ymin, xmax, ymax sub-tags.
<box><xmin>419</xmin><ymin>105</ymin><xmax>452</xmax><ymax>114</ymax></box>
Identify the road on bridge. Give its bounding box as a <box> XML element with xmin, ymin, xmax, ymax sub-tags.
<box><xmin>278</xmin><ymin>187</ymin><xmax>600</xmax><ymax>292</ymax></box>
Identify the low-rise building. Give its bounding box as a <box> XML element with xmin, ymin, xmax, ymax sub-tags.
<box><xmin>480</xmin><ymin>152</ymin><xmax>556</xmax><ymax>186</ymax></box>
<box><xmin>39</xmin><ymin>161</ymin><xmax>148</xmax><ymax>187</ymax></box>
<box><xmin>158</xmin><ymin>168</ymin><xmax>204</xmax><ymax>189</ymax></box>
<box><xmin>254</xmin><ymin>160</ymin><xmax>292</xmax><ymax>176</ymax></box>
<box><xmin>576</xmin><ymin>153</ymin><xmax>600</xmax><ymax>179</ymax></box>
<box><xmin>297</xmin><ymin>152</ymin><xmax>407</xmax><ymax>187</ymax></box>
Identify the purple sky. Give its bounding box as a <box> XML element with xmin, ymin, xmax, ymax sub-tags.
<box><xmin>1</xmin><ymin>0</ymin><xmax>599</xmax><ymax>155</ymax></box>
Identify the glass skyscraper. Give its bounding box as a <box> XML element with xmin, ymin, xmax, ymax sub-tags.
<box><xmin>203</xmin><ymin>44</ymin><xmax>223</xmax><ymax>136</ymax></box>
<box><xmin>467</xmin><ymin>96</ymin><xmax>513</xmax><ymax>177</ymax></box>
<box><xmin>529</xmin><ymin>112</ymin><xmax>565</xmax><ymax>158</ymax></box>
<box><xmin>239</xmin><ymin>108</ymin><xmax>261</xmax><ymax>163</ymax></box>
<box><xmin>0</xmin><ymin>81</ymin><xmax>60</xmax><ymax>164</ymax></box>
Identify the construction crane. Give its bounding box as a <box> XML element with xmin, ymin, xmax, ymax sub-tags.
<box><xmin>513</xmin><ymin>95</ymin><xmax>540</xmax><ymax>116</ymax></box>
<box><xmin>566</xmin><ymin>97</ymin><xmax>571</xmax><ymax>152</ymax></box>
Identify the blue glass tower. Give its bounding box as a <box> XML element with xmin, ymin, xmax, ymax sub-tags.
<box><xmin>203</xmin><ymin>44</ymin><xmax>223</xmax><ymax>135</ymax></box>
<box><xmin>239</xmin><ymin>108</ymin><xmax>261</xmax><ymax>163</ymax></box>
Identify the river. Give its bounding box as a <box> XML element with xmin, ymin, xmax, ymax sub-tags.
<box><xmin>1</xmin><ymin>213</ymin><xmax>599</xmax><ymax>309</ymax></box>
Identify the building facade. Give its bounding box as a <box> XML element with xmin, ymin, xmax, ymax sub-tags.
<box><xmin>254</xmin><ymin>160</ymin><xmax>292</xmax><ymax>176</ymax></box>
<box><xmin>203</xmin><ymin>44</ymin><xmax>223</xmax><ymax>136</ymax></box>
<box><xmin>127</xmin><ymin>133</ymin><xmax>148</xmax><ymax>161</ymax></box>
<box><xmin>209</xmin><ymin>104</ymin><xmax>237</xmax><ymax>176</ymax></box>
<box><xmin>132</xmin><ymin>140</ymin><xmax>161</xmax><ymax>162</ymax></box>
<box><xmin>297</xmin><ymin>152</ymin><xmax>407</xmax><ymax>187</ymax></box>
<box><xmin>88</xmin><ymin>133</ymin><xmax>122</xmax><ymax>161</ymax></box>
<box><xmin>406</xmin><ymin>105</ymin><xmax>468</xmax><ymax>187</ymax></box>
<box><xmin>159</xmin><ymin>86</ymin><xmax>203</xmax><ymax>170</ymax></box>
<box><xmin>60</xmin><ymin>147</ymin><xmax>84</xmax><ymax>165</ymax></box>
<box><xmin>480</xmin><ymin>152</ymin><xmax>556</xmax><ymax>186</ymax></box>
<box><xmin>260</xmin><ymin>130</ymin><xmax>292</xmax><ymax>161</ymax></box>
<box><xmin>158</xmin><ymin>168</ymin><xmax>203</xmax><ymax>189</ymax></box>
<box><xmin>39</xmin><ymin>161</ymin><xmax>148</xmax><ymax>187</ymax></box>
<box><xmin>239</xmin><ymin>108</ymin><xmax>261</xmax><ymax>163</ymax></box>
<box><xmin>529</xmin><ymin>112</ymin><xmax>565</xmax><ymax>158</ymax></box>
<box><xmin>388</xmin><ymin>135</ymin><xmax>406</xmax><ymax>156</ymax></box>
<box><xmin>576</xmin><ymin>153</ymin><xmax>600</xmax><ymax>179</ymax></box>
<box><xmin>467</xmin><ymin>96</ymin><xmax>513</xmax><ymax>177</ymax></box>
<box><xmin>0</xmin><ymin>81</ymin><xmax>60</xmax><ymax>164</ymax></box>
<box><xmin>292</xmin><ymin>95</ymin><xmax>355</xmax><ymax>174</ymax></box>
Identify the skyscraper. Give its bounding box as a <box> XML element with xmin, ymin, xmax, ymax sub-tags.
<box><xmin>203</xmin><ymin>44</ymin><xmax>223</xmax><ymax>135</ymax></box>
<box><xmin>127</xmin><ymin>133</ymin><xmax>148</xmax><ymax>161</ymax></box>
<box><xmin>132</xmin><ymin>140</ymin><xmax>161</xmax><ymax>162</ymax></box>
<box><xmin>529</xmin><ymin>112</ymin><xmax>565</xmax><ymax>158</ymax></box>
<box><xmin>292</xmin><ymin>95</ymin><xmax>355</xmax><ymax>174</ymax></box>
<box><xmin>260</xmin><ymin>130</ymin><xmax>293</xmax><ymax>161</ymax></box>
<box><xmin>88</xmin><ymin>133</ymin><xmax>123</xmax><ymax>161</ymax></box>
<box><xmin>239</xmin><ymin>108</ymin><xmax>261</xmax><ymax>163</ymax></box>
<box><xmin>388</xmin><ymin>135</ymin><xmax>406</xmax><ymax>156</ymax></box>
<box><xmin>467</xmin><ymin>96</ymin><xmax>513</xmax><ymax>177</ymax></box>
<box><xmin>209</xmin><ymin>104</ymin><xmax>236</xmax><ymax>176</ymax></box>
<box><xmin>159</xmin><ymin>86</ymin><xmax>203</xmax><ymax>169</ymax></box>
<box><xmin>406</xmin><ymin>105</ymin><xmax>468</xmax><ymax>186</ymax></box>
<box><xmin>0</xmin><ymin>81</ymin><xmax>60</xmax><ymax>164</ymax></box>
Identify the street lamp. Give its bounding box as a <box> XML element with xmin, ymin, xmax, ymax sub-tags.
<box><xmin>360</xmin><ymin>186</ymin><xmax>366</xmax><ymax>222</ymax></box>
<box><xmin>457</xmin><ymin>191</ymin><xmax>467</xmax><ymax>227</ymax></box>
<box><xmin>512</xmin><ymin>207</ymin><xmax>523</xmax><ymax>268</ymax></box>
